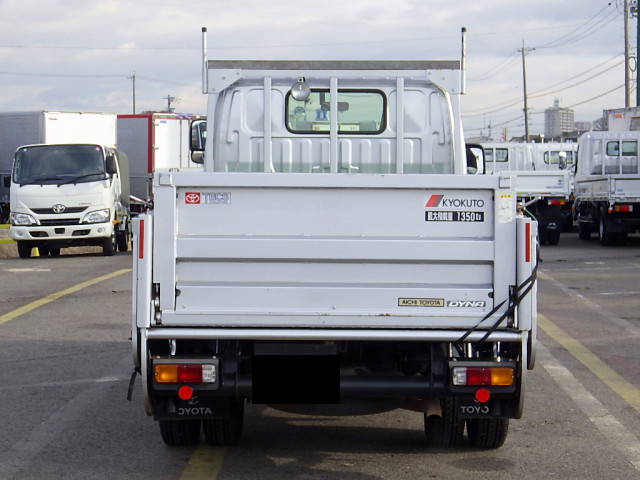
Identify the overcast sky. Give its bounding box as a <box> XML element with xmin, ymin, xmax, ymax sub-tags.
<box><xmin>0</xmin><ymin>0</ymin><xmax>632</xmax><ymax>139</ymax></box>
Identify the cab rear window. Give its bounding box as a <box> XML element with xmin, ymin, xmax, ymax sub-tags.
<box><xmin>286</xmin><ymin>89</ymin><xmax>386</xmax><ymax>134</ymax></box>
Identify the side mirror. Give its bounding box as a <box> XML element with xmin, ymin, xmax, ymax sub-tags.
<box><xmin>190</xmin><ymin>118</ymin><xmax>206</xmax><ymax>164</ymax></box>
<box><xmin>465</xmin><ymin>144</ymin><xmax>485</xmax><ymax>175</ymax></box>
<box><xmin>106</xmin><ymin>155</ymin><xmax>117</xmax><ymax>175</ymax></box>
<box><xmin>558</xmin><ymin>155</ymin><xmax>567</xmax><ymax>170</ymax></box>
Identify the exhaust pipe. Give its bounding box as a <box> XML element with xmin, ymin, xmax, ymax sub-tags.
<box><xmin>460</xmin><ymin>27</ymin><xmax>467</xmax><ymax>95</ymax></box>
<box><xmin>201</xmin><ymin>27</ymin><xmax>208</xmax><ymax>94</ymax></box>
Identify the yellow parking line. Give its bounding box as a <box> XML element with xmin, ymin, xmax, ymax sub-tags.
<box><xmin>538</xmin><ymin>314</ymin><xmax>640</xmax><ymax>412</ymax></box>
<box><xmin>0</xmin><ymin>268</ymin><xmax>131</xmax><ymax>326</ymax></box>
<box><xmin>180</xmin><ymin>446</ymin><xmax>227</xmax><ymax>480</ymax></box>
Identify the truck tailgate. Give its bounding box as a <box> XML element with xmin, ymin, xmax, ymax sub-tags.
<box><xmin>151</xmin><ymin>172</ymin><xmax>518</xmax><ymax>330</ymax></box>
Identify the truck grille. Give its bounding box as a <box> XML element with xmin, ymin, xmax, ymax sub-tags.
<box><xmin>32</xmin><ymin>207</ymin><xmax>87</xmax><ymax>214</ymax></box>
<box><xmin>39</xmin><ymin>218</ymin><xmax>81</xmax><ymax>226</ymax></box>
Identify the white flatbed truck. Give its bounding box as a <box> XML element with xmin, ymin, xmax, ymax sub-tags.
<box><xmin>130</xmin><ymin>36</ymin><xmax>537</xmax><ymax>450</ymax></box>
<box><xmin>574</xmin><ymin>130</ymin><xmax>640</xmax><ymax>245</ymax></box>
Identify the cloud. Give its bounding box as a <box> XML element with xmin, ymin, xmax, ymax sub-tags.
<box><xmin>0</xmin><ymin>0</ymin><xmax>631</xmax><ymax>137</ymax></box>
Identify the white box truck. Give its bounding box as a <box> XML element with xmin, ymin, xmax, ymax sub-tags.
<box><xmin>6</xmin><ymin>111</ymin><xmax>130</xmax><ymax>257</ymax></box>
<box><xmin>117</xmin><ymin>113</ymin><xmax>203</xmax><ymax>213</ymax></box>
<box><xmin>0</xmin><ymin>111</ymin><xmax>118</xmax><ymax>223</ymax></box>
<box><xmin>574</xmin><ymin>130</ymin><xmax>640</xmax><ymax>245</ymax></box>
<box><xmin>130</xmin><ymin>39</ymin><xmax>537</xmax><ymax>450</ymax></box>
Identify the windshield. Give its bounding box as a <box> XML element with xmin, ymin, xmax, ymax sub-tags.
<box><xmin>13</xmin><ymin>144</ymin><xmax>107</xmax><ymax>186</ymax></box>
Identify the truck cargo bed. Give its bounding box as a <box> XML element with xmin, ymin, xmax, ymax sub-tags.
<box><xmin>148</xmin><ymin>171</ymin><xmax>517</xmax><ymax>332</ymax></box>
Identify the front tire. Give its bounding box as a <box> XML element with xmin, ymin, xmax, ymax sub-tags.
<box><xmin>116</xmin><ymin>223</ymin><xmax>129</xmax><ymax>252</ymax></box>
<box><xmin>17</xmin><ymin>241</ymin><xmax>32</xmax><ymax>259</ymax></box>
<box><xmin>102</xmin><ymin>233</ymin><xmax>116</xmax><ymax>256</ymax></box>
<box><xmin>159</xmin><ymin>420</ymin><xmax>201</xmax><ymax>446</ymax></box>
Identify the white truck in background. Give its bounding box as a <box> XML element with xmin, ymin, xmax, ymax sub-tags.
<box><xmin>0</xmin><ymin>111</ymin><xmax>117</xmax><ymax>223</ymax></box>
<box><xmin>130</xmin><ymin>41</ymin><xmax>538</xmax><ymax>450</ymax></box>
<box><xmin>117</xmin><ymin>113</ymin><xmax>203</xmax><ymax>213</ymax></box>
<box><xmin>483</xmin><ymin>142</ymin><xmax>576</xmax><ymax>245</ymax></box>
<box><xmin>573</xmin><ymin>130</ymin><xmax>640</xmax><ymax>245</ymax></box>
<box><xmin>5</xmin><ymin>111</ymin><xmax>130</xmax><ymax>257</ymax></box>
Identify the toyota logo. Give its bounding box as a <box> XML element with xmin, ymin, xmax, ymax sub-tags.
<box><xmin>185</xmin><ymin>192</ymin><xmax>201</xmax><ymax>204</ymax></box>
<box><xmin>52</xmin><ymin>204</ymin><xmax>66</xmax><ymax>214</ymax></box>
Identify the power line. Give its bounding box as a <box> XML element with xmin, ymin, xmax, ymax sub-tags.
<box><xmin>538</xmin><ymin>4</ymin><xmax>619</xmax><ymax>50</ymax></box>
<box><xmin>463</xmin><ymin>54</ymin><xmax>624</xmax><ymax>117</ymax></box>
<box><xmin>565</xmin><ymin>83</ymin><xmax>625</xmax><ymax>108</ymax></box>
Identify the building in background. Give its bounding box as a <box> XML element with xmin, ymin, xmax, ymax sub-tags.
<box><xmin>545</xmin><ymin>99</ymin><xmax>575</xmax><ymax>139</ymax></box>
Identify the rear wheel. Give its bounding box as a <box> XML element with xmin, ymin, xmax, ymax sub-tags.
<box><xmin>203</xmin><ymin>399</ymin><xmax>245</xmax><ymax>446</ymax></box>
<box><xmin>466</xmin><ymin>417</ymin><xmax>509</xmax><ymax>449</ymax></box>
<box><xmin>547</xmin><ymin>229</ymin><xmax>560</xmax><ymax>246</ymax></box>
<box><xmin>578</xmin><ymin>222</ymin><xmax>591</xmax><ymax>240</ymax></box>
<box><xmin>424</xmin><ymin>398</ymin><xmax>464</xmax><ymax>448</ymax></box>
<box><xmin>599</xmin><ymin>209</ymin><xmax>615</xmax><ymax>246</ymax></box>
<box><xmin>159</xmin><ymin>419</ymin><xmax>201</xmax><ymax>446</ymax></box>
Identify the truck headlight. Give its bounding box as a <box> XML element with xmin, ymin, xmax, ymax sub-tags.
<box><xmin>10</xmin><ymin>212</ymin><xmax>37</xmax><ymax>226</ymax></box>
<box><xmin>82</xmin><ymin>208</ymin><xmax>110</xmax><ymax>224</ymax></box>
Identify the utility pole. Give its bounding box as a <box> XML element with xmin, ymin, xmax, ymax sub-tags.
<box><xmin>625</xmin><ymin>0</ymin><xmax>631</xmax><ymax>107</ymax></box>
<box><xmin>130</xmin><ymin>72</ymin><xmax>136</xmax><ymax>114</ymax></box>
<box><xmin>519</xmin><ymin>41</ymin><xmax>535</xmax><ymax>143</ymax></box>
<box><xmin>632</xmin><ymin>1</ymin><xmax>639</xmax><ymax>106</ymax></box>
<box><xmin>164</xmin><ymin>94</ymin><xmax>176</xmax><ymax>113</ymax></box>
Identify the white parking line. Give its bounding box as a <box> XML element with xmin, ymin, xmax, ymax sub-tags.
<box><xmin>540</xmin><ymin>343</ymin><xmax>640</xmax><ymax>472</ymax></box>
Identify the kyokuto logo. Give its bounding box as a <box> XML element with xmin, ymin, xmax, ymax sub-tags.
<box><xmin>185</xmin><ymin>192</ymin><xmax>201</xmax><ymax>204</ymax></box>
<box><xmin>425</xmin><ymin>195</ymin><xmax>485</xmax><ymax>208</ymax></box>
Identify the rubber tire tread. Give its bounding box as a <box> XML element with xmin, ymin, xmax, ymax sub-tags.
<box><xmin>466</xmin><ymin>417</ymin><xmax>509</xmax><ymax>449</ymax></box>
<box><xmin>424</xmin><ymin>398</ymin><xmax>464</xmax><ymax>448</ymax></box>
<box><xmin>159</xmin><ymin>419</ymin><xmax>201</xmax><ymax>447</ymax></box>
<box><xmin>102</xmin><ymin>234</ymin><xmax>116</xmax><ymax>256</ymax></box>
<box><xmin>546</xmin><ymin>229</ymin><xmax>560</xmax><ymax>246</ymax></box>
<box><xmin>599</xmin><ymin>209</ymin><xmax>615</xmax><ymax>246</ymax></box>
<box><xmin>116</xmin><ymin>227</ymin><xmax>129</xmax><ymax>252</ymax></box>
<box><xmin>203</xmin><ymin>401</ymin><xmax>244</xmax><ymax>446</ymax></box>
<box><xmin>17</xmin><ymin>241</ymin><xmax>31</xmax><ymax>259</ymax></box>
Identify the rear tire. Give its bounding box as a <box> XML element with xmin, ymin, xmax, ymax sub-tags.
<box><xmin>424</xmin><ymin>398</ymin><xmax>464</xmax><ymax>448</ymax></box>
<box><xmin>203</xmin><ymin>400</ymin><xmax>244</xmax><ymax>446</ymax></box>
<box><xmin>159</xmin><ymin>419</ymin><xmax>201</xmax><ymax>446</ymax></box>
<box><xmin>546</xmin><ymin>229</ymin><xmax>560</xmax><ymax>245</ymax></box>
<box><xmin>578</xmin><ymin>222</ymin><xmax>591</xmax><ymax>240</ymax></box>
<box><xmin>599</xmin><ymin>209</ymin><xmax>615</xmax><ymax>246</ymax></box>
<box><xmin>466</xmin><ymin>417</ymin><xmax>509</xmax><ymax>449</ymax></box>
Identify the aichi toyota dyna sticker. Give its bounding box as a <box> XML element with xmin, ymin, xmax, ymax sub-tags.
<box><xmin>424</xmin><ymin>194</ymin><xmax>485</xmax><ymax>222</ymax></box>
